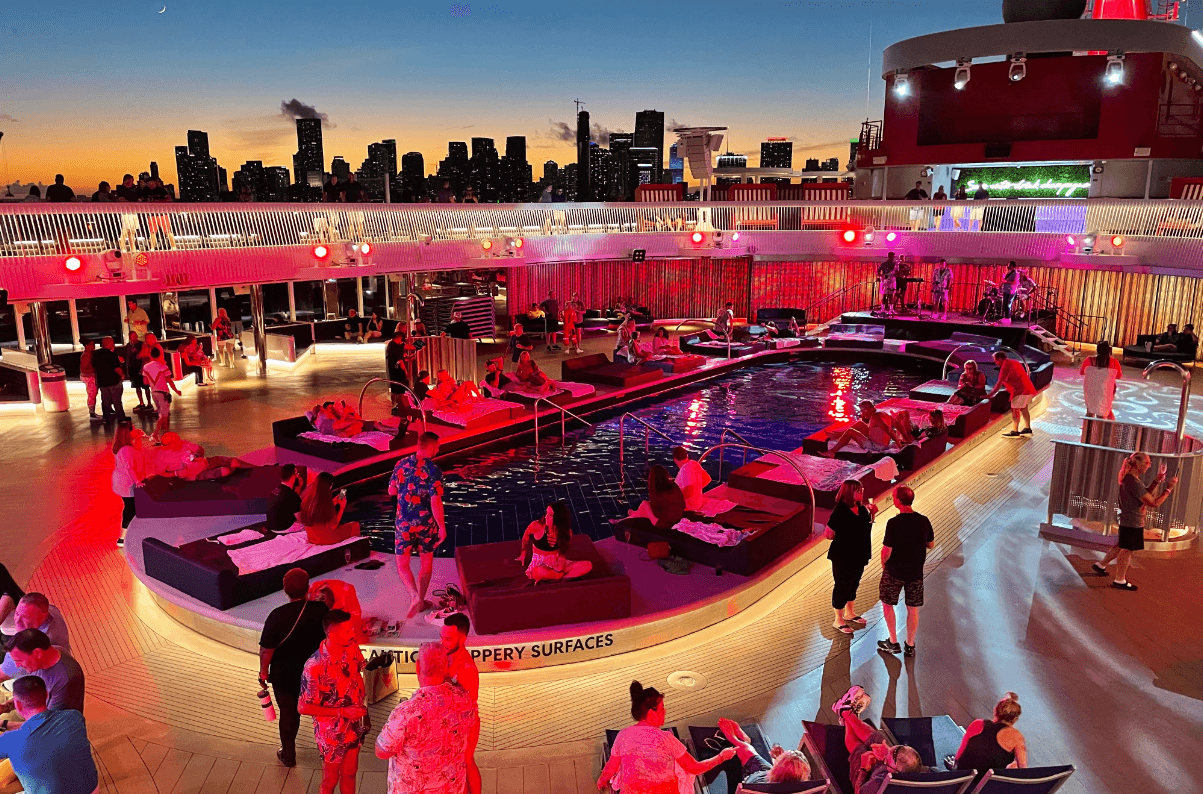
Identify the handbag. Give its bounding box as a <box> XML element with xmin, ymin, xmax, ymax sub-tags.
<box><xmin>363</xmin><ymin>650</ymin><xmax>398</xmax><ymax>704</ymax></box>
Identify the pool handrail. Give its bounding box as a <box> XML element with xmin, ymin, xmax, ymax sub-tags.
<box><xmin>941</xmin><ymin>342</ymin><xmax>1031</xmax><ymax>381</ymax></box>
<box><xmin>357</xmin><ymin>377</ymin><xmax>428</xmax><ymax>434</ymax></box>
<box><xmin>718</xmin><ymin>428</ymin><xmax>755</xmax><ymax>471</ymax></box>
<box><xmin>619</xmin><ymin>412</ymin><xmax>679</xmax><ymax>464</ymax></box>
<box><xmin>532</xmin><ymin>396</ymin><xmax>593</xmax><ymax>449</ymax></box>
<box><xmin>697</xmin><ymin>442</ymin><xmax>817</xmax><ymax>522</ymax></box>
<box><xmin>673</xmin><ymin>317</ymin><xmax>733</xmax><ymax>359</ymax></box>
<box><xmin>1142</xmin><ymin>359</ymin><xmax>1192</xmax><ymax>444</ymax></box>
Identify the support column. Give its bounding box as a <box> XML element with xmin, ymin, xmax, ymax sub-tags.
<box><xmin>357</xmin><ymin>276</ymin><xmax>365</xmax><ymax>316</ymax></box>
<box><xmin>29</xmin><ymin>301</ymin><xmax>53</xmax><ymax>366</ymax></box>
<box><xmin>68</xmin><ymin>299</ymin><xmax>81</xmax><ymax>349</ymax></box>
<box><xmin>118</xmin><ymin>297</ymin><xmax>129</xmax><ymax>344</ymax></box>
<box><xmin>209</xmin><ymin>287</ymin><xmax>218</xmax><ymax>327</ymax></box>
<box><xmin>249</xmin><ymin>283</ymin><xmax>267</xmax><ymax>377</ymax></box>
<box><xmin>287</xmin><ymin>282</ymin><xmax>297</xmax><ymax>322</ymax></box>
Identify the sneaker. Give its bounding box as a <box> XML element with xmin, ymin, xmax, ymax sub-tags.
<box><xmin>832</xmin><ymin>685</ymin><xmax>867</xmax><ymax>716</ymax></box>
<box><xmin>1111</xmin><ymin>580</ymin><xmax>1138</xmax><ymax>591</ymax></box>
<box><xmin>1019</xmin><ymin>428</ymin><xmax>1033</xmax><ymax>435</ymax></box>
<box><xmin>1090</xmin><ymin>562</ymin><xmax>1107</xmax><ymax>575</ymax></box>
<box><xmin>89</xmin><ymin>414</ymin><xmax>103</xmax><ymax>423</ymax></box>
<box><xmin>904</xmin><ymin>643</ymin><xmax>916</xmax><ymax>657</ymax></box>
<box><xmin>1002</xmin><ymin>431</ymin><xmax>1022</xmax><ymax>438</ymax></box>
<box><xmin>877</xmin><ymin>639</ymin><xmax>902</xmax><ymax>654</ymax></box>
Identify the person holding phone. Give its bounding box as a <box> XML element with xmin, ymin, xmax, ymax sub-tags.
<box><xmin>297</xmin><ymin>472</ymin><xmax>361</xmax><ymax>545</ymax></box>
<box><xmin>826</xmin><ymin>480</ymin><xmax>878</xmax><ymax>635</ymax></box>
<box><xmin>1092</xmin><ymin>453</ymin><xmax>1178</xmax><ymax>590</ymax></box>
<box><xmin>299</xmin><ymin>610</ymin><xmax>368</xmax><ymax>793</ymax></box>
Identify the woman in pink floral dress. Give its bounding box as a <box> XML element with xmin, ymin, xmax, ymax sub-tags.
<box><xmin>299</xmin><ymin>610</ymin><xmax>369</xmax><ymax>794</ymax></box>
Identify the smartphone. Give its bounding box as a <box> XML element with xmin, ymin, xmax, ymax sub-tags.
<box><xmin>338</xmin><ymin>488</ymin><xmax>347</xmax><ymax>500</ymax></box>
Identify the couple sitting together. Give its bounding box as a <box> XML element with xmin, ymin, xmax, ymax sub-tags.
<box><xmin>481</xmin><ymin>354</ymin><xmax>556</xmax><ymax>396</ymax></box>
<box><xmin>309</xmin><ymin>400</ymin><xmax>401</xmax><ymax>438</ymax></box>
<box><xmin>152</xmin><ymin>432</ymin><xmax>255</xmax><ymax>481</ymax></box>
<box><xmin>823</xmin><ymin>401</ymin><xmax>947</xmax><ymax>457</ymax></box>
<box><xmin>274</xmin><ymin>465</ymin><xmax>361</xmax><ymax>546</ymax></box>
<box><xmin>426</xmin><ymin>369</ymin><xmax>483</xmax><ymax>409</ymax></box>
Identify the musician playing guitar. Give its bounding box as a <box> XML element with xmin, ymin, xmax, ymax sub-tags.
<box><xmin>877</xmin><ymin>252</ymin><xmax>898</xmax><ymax>316</ymax></box>
<box><xmin>895</xmin><ymin>255</ymin><xmax>914</xmax><ymax>312</ymax></box>
<box><xmin>931</xmin><ymin>259</ymin><xmax>953</xmax><ymax>320</ymax></box>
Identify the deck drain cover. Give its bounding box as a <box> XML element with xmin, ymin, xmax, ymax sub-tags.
<box><xmin>668</xmin><ymin>671</ymin><xmax>707</xmax><ymax>691</ymax></box>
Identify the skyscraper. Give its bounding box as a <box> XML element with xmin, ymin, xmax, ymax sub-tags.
<box><xmin>401</xmin><ymin>152</ymin><xmax>425</xmax><ymax>199</ymax></box>
<box><xmin>174</xmin><ymin>129</ymin><xmax>220</xmax><ymax>201</ymax></box>
<box><xmin>471</xmin><ymin>137</ymin><xmax>495</xmax><ymax>160</ymax></box>
<box><xmin>629</xmin><ymin>147</ymin><xmax>659</xmax><ymax>188</ymax></box>
<box><xmin>608</xmin><ymin>133</ymin><xmax>633</xmax><ymax>200</ymax></box>
<box><xmin>293</xmin><ymin>118</ymin><xmax>325</xmax><ymax>191</ymax></box>
<box><xmin>669</xmin><ymin>143</ymin><xmax>684</xmax><ymax>184</ymax></box>
<box><xmin>357</xmin><ymin>139</ymin><xmax>397</xmax><ymax>200</ymax></box>
<box><xmin>265</xmin><ymin>167</ymin><xmax>290</xmax><ymax>202</ymax></box>
<box><xmin>634</xmin><ymin>110</ymin><xmax>665</xmax><ymax>183</ymax></box>
<box><xmin>505</xmin><ymin>136</ymin><xmax>526</xmax><ymax>164</ymax></box>
<box><xmin>760</xmin><ymin>139</ymin><xmax>793</xmax><ymax>169</ymax></box>
<box><xmin>543</xmin><ymin>161</ymin><xmax>559</xmax><ymax>186</ymax></box>
<box><xmin>563</xmin><ymin>163</ymin><xmax>579</xmax><ymax>201</ymax></box>
<box><xmin>589</xmin><ymin>143</ymin><xmax>612</xmax><ymax>200</ymax></box>
<box><xmin>501</xmin><ymin>136</ymin><xmax>531</xmax><ymax>201</ymax></box>
<box><xmin>330</xmin><ymin>157</ymin><xmax>352</xmax><ymax>181</ymax></box>
<box><xmin>469</xmin><ymin>139</ymin><xmax>500</xmax><ymax>201</ymax></box>
<box><xmin>716</xmin><ymin>152</ymin><xmax>747</xmax><ymax>185</ymax></box>
<box><xmin>438</xmin><ymin>142</ymin><xmax>470</xmax><ymax>195</ymax></box>
<box><xmin>233</xmin><ymin>160</ymin><xmax>267</xmax><ymax>200</ymax></box>
<box><xmin>576</xmin><ymin>110</ymin><xmax>591</xmax><ymax>201</ymax></box>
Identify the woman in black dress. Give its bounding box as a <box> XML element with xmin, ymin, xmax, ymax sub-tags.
<box><xmin>384</xmin><ymin>329</ymin><xmax>410</xmax><ymax>413</ymax></box>
<box><xmin>826</xmin><ymin>479</ymin><xmax>877</xmax><ymax>634</ymax></box>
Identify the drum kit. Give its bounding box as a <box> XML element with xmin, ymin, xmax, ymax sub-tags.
<box><xmin>976</xmin><ymin>281</ymin><xmax>1032</xmax><ymax>322</ymax></box>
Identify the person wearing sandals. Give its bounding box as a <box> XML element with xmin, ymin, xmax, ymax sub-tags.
<box><xmin>987</xmin><ymin>351</ymin><xmax>1036</xmax><ymax>438</ymax></box>
<box><xmin>831</xmin><ymin>686</ymin><xmax>922</xmax><ymax>794</ymax></box>
<box><xmin>949</xmin><ymin>692</ymin><xmax>1027</xmax><ymax>776</ymax></box>
<box><xmin>877</xmin><ymin>486</ymin><xmax>934</xmax><ymax>658</ymax></box>
<box><xmin>597</xmin><ymin>680</ymin><xmax>737</xmax><ymax>794</ymax></box>
<box><xmin>826</xmin><ymin>480</ymin><xmax>877</xmax><ymax>635</ymax></box>
<box><xmin>1092</xmin><ymin>452</ymin><xmax>1177</xmax><ymax>591</ymax></box>
<box><xmin>516</xmin><ymin>502</ymin><xmax>592</xmax><ymax>583</ymax></box>
<box><xmin>714</xmin><ymin>717</ymin><xmax>811</xmax><ymax>786</ymax></box>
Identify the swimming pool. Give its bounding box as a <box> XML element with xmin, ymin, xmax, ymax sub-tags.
<box><xmin>344</xmin><ymin>358</ymin><xmax>929</xmax><ymax>555</ymax></box>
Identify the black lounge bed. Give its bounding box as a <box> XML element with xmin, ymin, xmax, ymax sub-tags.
<box><xmin>273</xmin><ymin>416</ymin><xmax>414</xmax><ymax>464</ymax></box>
<box><xmin>135</xmin><ymin>465</ymin><xmax>284</xmax><ymax>519</ymax></box>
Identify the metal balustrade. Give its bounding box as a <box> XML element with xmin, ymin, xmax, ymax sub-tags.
<box><xmin>5</xmin><ymin>199</ymin><xmax>1203</xmax><ymax>259</ymax></box>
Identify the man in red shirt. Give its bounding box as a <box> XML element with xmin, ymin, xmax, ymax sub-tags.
<box><xmin>987</xmin><ymin>351</ymin><xmax>1037</xmax><ymax>437</ymax></box>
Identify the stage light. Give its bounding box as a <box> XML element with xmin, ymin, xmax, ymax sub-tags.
<box><xmin>841</xmin><ymin>229</ymin><xmax>858</xmax><ymax>243</ymax></box>
<box><xmin>864</xmin><ymin>229</ymin><xmax>875</xmax><ymax>243</ymax></box>
<box><xmin>894</xmin><ymin>72</ymin><xmax>910</xmax><ymax>97</ymax></box>
<box><xmin>511</xmin><ymin>237</ymin><xmax>524</xmax><ymax>249</ymax></box>
<box><xmin>731</xmin><ymin>231</ymin><xmax>741</xmax><ymax>242</ymax></box>
<box><xmin>1083</xmin><ymin>233</ymin><xmax>1097</xmax><ymax>249</ymax></box>
<box><xmin>359</xmin><ymin>242</ymin><xmax>372</xmax><ymax>256</ymax></box>
<box><xmin>954</xmin><ymin>59</ymin><xmax>971</xmax><ymax>90</ymax></box>
<box><xmin>885</xmin><ymin>231</ymin><xmax>898</xmax><ymax>243</ymax></box>
<box><xmin>1111</xmin><ymin>235</ymin><xmax>1125</xmax><ymax>248</ymax></box>
<box><xmin>481</xmin><ymin>239</ymin><xmax>493</xmax><ymax>251</ymax></box>
<box><xmin>1169</xmin><ymin>61</ymin><xmax>1179</xmax><ymax>71</ymax></box>
<box><xmin>1008</xmin><ymin>54</ymin><xmax>1026</xmax><ymax>82</ymax></box>
<box><xmin>312</xmin><ymin>244</ymin><xmax>329</xmax><ymax>260</ymax></box>
<box><xmin>1065</xmin><ymin>235</ymin><xmax>1077</xmax><ymax>247</ymax></box>
<box><xmin>691</xmin><ymin>231</ymin><xmax>704</xmax><ymax>244</ymax></box>
<box><xmin>1105</xmin><ymin>53</ymin><xmax>1125</xmax><ymax>86</ymax></box>
<box><xmin>64</xmin><ymin>255</ymin><xmax>82</xmax><ymax>272</ymax></box>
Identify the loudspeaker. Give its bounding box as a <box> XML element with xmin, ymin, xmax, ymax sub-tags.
<box><xmin>631</xmin><ymin>249</ymin><xmax>646</xmax><ymax>262</ymax></box>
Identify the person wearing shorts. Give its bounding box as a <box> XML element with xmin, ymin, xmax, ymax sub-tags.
<box><xmin>987</xmin><ymin>351</ymin><xmax>1036</xmax><ymax>438</ymax></box>
<box><xmin>877</xmin><ymin>486</ymin><xmax>934</xmax><ymax>657</ymax></box>
<box><xmin>141</xmin><ymin>347</ymin><xmax>181</xmax><ymax>441</ymax></box>
<box><xmin>1092</xmin><ymin>452</ymin><xmax>1178</xmax><ymax>591</ymax></box>
<box><xmin>388</xmin><ymin>432</ymin><xmax>445</xmax><ymax>619</ymax></box>
<box><xmin>79</xmin><ymin>340</ymin><xmax>99</xmax><ymax>420</ymax></box>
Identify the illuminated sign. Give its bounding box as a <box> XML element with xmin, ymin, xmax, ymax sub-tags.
<box><xmin>954</xmin><ymin>165</ymin><xmax>1091</xmax><ymax>198</ymax></box>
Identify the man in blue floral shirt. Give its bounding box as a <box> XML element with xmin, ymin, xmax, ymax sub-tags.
<box><xmin>389</xmin><ymin>432</ymin><xmax>446</xmax><ymax>618</ymax></box>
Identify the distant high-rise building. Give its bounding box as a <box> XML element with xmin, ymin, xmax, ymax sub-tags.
<box><xmin>576</xmin><ymin>110</ymin><xmax>591</xmax><ymax>201</ymax></box>
<box><xmin>438</xmin><ymin>142</ymin><xmax>471</xmax><ymax>195</ymax></box>
<box><xmin>356</xmin><ymin>140</ymin><xmax>397</xmax><ymax>201</ymax></box>
<box><xmin>469</xmin><ymin>139</ymin><xmax>500</xmax><ymax>201</ymax></box>
<box><xmin>848</xmin><ymin>140</ymin><xmax>859</xmax><ymax>171</ymax></box>
<box><xmin>501</xmin><ymin>136</ymin><xmax>531</xmax><ymax>201</ymax></box>
<box><xmin>716</xmin><ymin>152</ymin><xmax>747</xmax><ymax>186</ymax></box>
<box><xmin>634</xmin><ymin>110</ymin><xmax>665</xmax><ymax>183</ymax></box>
<box><xmin>563</xmin><ymin>163</ymin><xmax>579</xmax><ymax>201</ymax></box>
<box><xmin>217</xmin><ymin>167</ymin><xmax>228</xmax><ymax>195</ymax></box>
<box><xmin>233</xmin><ymin>160</ymin><xmax>266</xmax><ymax>200</ymax></box>
<box><xmin>293</xmin><ymin>119</ymin><xmax>325</xmax><ymax>193</ymax></box>
<box><xmin>543</xmin><ymin>161</ymin><xmax>559</xmax><ymax>186</ymax></box>
<box><xmin>761</xmin><ymin>139</ymin><xmax>793</xmax><ymax>169</ymax></box>
<box><xmin>668</xmin><ymin>143</ymin><xmax>684</xmax><ymax>184</ymax></box>
<box><xmin>174</xmin><ymin>130</ymin><xmax>220</xmax><ymax>201</ymax></box>
<box><xmin>589</xmin><ymin>143</ymin><xmax>613</xmax><ymax>200</ymax></box>
<box><xmin>265</xmin><ymin>167</ymin><xmax>290</xmax><ymax>201</ymax></box>
<box><xmin>331</xmin><ymin>157</ymin><xmax>352</xmax><ymax>182</ymax></box>
<box><xmin>506</xmin><ymin>136</ymin><xmax>526</xmax><ymax>164</ymax></box>
<box><xmin>608</xmin><ymin>133</ymin><xmax>633</xmax><ymax>200</ymax></box>
<box><xmin>805</xmin><ymin>158</ymin><xmax>820</xmax><ymax>171</ymax></box>
<box><xmin>401</xmin><ymin>152</ymin><xmax>425</xmax><ymax>199</ymax></box>
<box><xmin>149</xmin><ymin>162</ymin><xmax>160</xmax><ymax>181</ymax></box>
<box><xmin>629</xmin><ymin>146</ymin><xmax>659</xmax><ymax>188</ymax></box>
<box><xmin>471</xmin><ymin>137</ymin><xmax>495</xmax><ymax>160</ymax></box>
<box><xmin>822</xmin><ymin>157</ymin><xmax>840</xmax><ymax>172</ymax></box>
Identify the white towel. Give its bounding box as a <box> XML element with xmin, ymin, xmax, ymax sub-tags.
<box><xmin>216</xmin><ymin>529</ymin><xmax>263</xmax><ymax>546</ymax></box>
<box><xmin>863</xmin><ymin>456</ymin><xmax>900</xmax><ymax>482</ymax></box>
<box><xmin>299</xmin><ymin>430</ymin><xmax>395</xmax><ymax>451</ymax></box>
<box><xmin>700</xmin><ymin>498</ymin><xmax>738</xmax><ymax>517</ymax></box>
<box><xmin>226</xmin><ymin>532</ymin><xmax>360</xmax><ymax>576</ymax></box>
<box><xmin>672</xmin><ymin>519</ymin><xmax>752</xmax><ymax>547</ymax></box>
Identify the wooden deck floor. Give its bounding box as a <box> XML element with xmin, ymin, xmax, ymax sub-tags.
<box><xmin>2</xmin><ymin>344</ymin><xmax>1201</xmax><ymax>793</ymax></box>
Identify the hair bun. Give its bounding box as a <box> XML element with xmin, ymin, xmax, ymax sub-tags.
<box><xmin>630</xmin><ymin>681</ymin><xmax>644</xmax><ymax>699</ymax></box>
<box><xmin>1004</xmin><ymin>691</ymin><xmax>1019</xmax><ymax>702</ymax></box>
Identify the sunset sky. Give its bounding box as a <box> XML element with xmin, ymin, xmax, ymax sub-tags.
<box><xmin>1</xmin><ymin>1</ymin><xmax>1005</xmax><ymax>191</ymax></box>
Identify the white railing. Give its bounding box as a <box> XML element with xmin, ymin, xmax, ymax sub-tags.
<box><xmin>4</xmin><ymin>199</ymin><xmax>1203</xmax><ymax>258</ymax></box>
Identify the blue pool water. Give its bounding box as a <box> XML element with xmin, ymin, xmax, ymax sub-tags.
<box><xmin>344</xmin><ymin>359</ymin><xmax>929</xmax><ymax>555</ymax></box>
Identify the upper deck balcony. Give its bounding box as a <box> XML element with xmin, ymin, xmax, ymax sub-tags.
<box><xmin>3</xmin><ymin>198</ymin><xmax>1203</xmax><ymax>300</ymax></box>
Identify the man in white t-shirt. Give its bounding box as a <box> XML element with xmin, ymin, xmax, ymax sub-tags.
<box><xmin>673</xmin><ymin>446</ymin><xmax>712</xmax><ymax>512</ymax></box>
<box><xmin>141</xmin><ymin>346</ymin><xmax>181</xmax><ymax>441</ymax></box>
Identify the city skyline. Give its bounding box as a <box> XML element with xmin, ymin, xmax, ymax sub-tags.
<box><xmin>0</xmin><ymin>1</ymin><xmax>1008</xmax><ymax>191</ymax></box>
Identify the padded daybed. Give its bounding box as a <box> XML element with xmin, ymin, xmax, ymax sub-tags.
<box><xmin>798</xmin><ymin>428</ymin><xmax>947</xmax><ymax>472</ymax></box>
<box><xmin>877</xmin><ymin>397</ymin><xmax>991</xmax><ymax>439</ymax></box>
<box><xmin>1122</xmin><ymin>334</ymin><xmax>1197</xmax><ymax>364</ymax></box>
<box><xmin>142</xmin><ymin>522</ymin><xmax>371</xmax><ymax>610</ymax></box>
<box><xmin>560</xmin><ymin>353</ymin><xmax>663</xmax><ymax>388</ymax></box>
<box><xmin>824</xmin><ymin>323</ymin><xmax>885</xmax><ymax>350</ymax></box>
<box><xmin>909</xmin><ymin>358</ymin><xmax>1054</xmax><ymax>413</ymax></box>
<box><xmin>903</xmin><ymin>331</ymin><xmax>1002</xmax><ymax>360</ymax></box>
<box><xmin>496</xmin><ymin>379</ymin><xmax>596</xmax><ymax>407</ymax></box>
<box><xmin>728</xmin><ymin>452</ymin><xmax>894</xmax><ymax>508</ymax></box>
<box><xmin>679</xmin><ymin>333</ymin><xmax>757</xmax><ymax>357</ymax></box>
<box><xmin>273</xmin><ymin>416</ymin><xmax>412</xmax><ymax>464</ymax></box>
<box><xmin>424</xmin><ymin>398</ymin><xmax>521</xmax><ymax>429</ymax></box>
<box><xmin>135</xmin><ymin>465</ymin><xmax>284</xmax><ymax>519</ymax></box>
<box><xmin>639</xmin><ymin>353</ymin><xmax>706</xmax><ymax>374</ymax></box>
<box><xmin>454</xmin><ymin>536</ymin><xmax>631</xmax><ymax>634</ymax></box>
<box><xmin>613</xmin><ymin>502</ymin><xmax>811</xmax><ymax>576</ymax></box>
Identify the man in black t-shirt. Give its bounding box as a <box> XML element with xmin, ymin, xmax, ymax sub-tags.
<box><xmin>508</xmin><ymin>322</ymin><xmax>533</xmax><ymax>363</ymax></box>
<box><xmin>266</xmin><ymin>465</ymin><xmax>304</xmax><ymax>533</ymax></box>
<box><xmin>344</xmin><ymin>309</ymin><xmax>365</xmax><ymax>342</ymax></box>
<box><xmin>903</xmin><ymin>181</ymin><xmax>928</xmax><ymax>201</ymax></box>
<box><xmin>90</xmin><ymin>337</ymin><xmax>127</xmax><ymax>422</ymax></box>
<box><xmin>342</xmin><ymin>173</ymin><xmax>364</xmax><ymax>203</ymax></box>
<box><xmin>443</xmin><ymin>310</ymin><xmax>472</xmax><ymax>340</ymax></box>
<box><xmin>45</xmin><ymin>174</ymin><xmax>75</xmax><ymax>203</ymax></box>
<box><xmin>876</xmin><ymin>486</ymin><xmax>934</xmax><ymax>658</ymax></box>
<box><xmin>259</xmin><ymin>568</ymin><xmax>329</xmax><ymax>768</ymax></box>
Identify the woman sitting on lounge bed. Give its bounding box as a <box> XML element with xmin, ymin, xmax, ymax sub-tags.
<box><xmin>948</xmin><ymin>359</ymin><xmax>988</xmax><ymax>406</ymax></box>
<box><xmin>516</xmin><ymin>351</ymin><xmax>555</xmax><ymax>394</ymax></box>
<box><xmin>296</xmin><ymin>472</ymin><xmax>361</xmax><ymax>546</ymax></box>
<box><xmin>428</xmin><ymin>369</ymin><xmax>482</xmax><ymax>408</ymax></box>
<box><xmin>515</xmin><ymin>502</ymin><xmax>592</xmax><ymax>582</ymax></box>
<box><xmin>628</xmin><ymin>465</ymin><xmax>686</xmax><ymax>529</ymax></box>
<box><xmin>651</xmin><ymin>327</ymin><xmax>681</xmax><ymax>355</ymax></box>
<box><xmin>822</xmin><ymin>401</ymin><xmax>911</xmax><ymax>456</ymax></box>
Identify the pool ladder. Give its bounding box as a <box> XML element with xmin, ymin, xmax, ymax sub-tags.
<box><xmin>697</xmin><ymin>442</ymin><xmax>816</xmax><ymax>520</ymax></box>
<box><xmin>717</xmin><ymin>428</ymin><xmax>754</xmax><ymax>471</ymax></box>
<box><xmin>618</xmin><ymin>412</ymin><xmax>679</xmax><ymax>465</ymax></box>
<box><xmin>357</xmin><ymin>378</ymin><xmax>429</xmax><ymax>435</ymax></box>
<box><xmin>532</xmin><ymin>397</ymin><xmax>593</xmax><ymax>450</ymax></box>
<box><xmin>674</xmin><ymin>318</ymin><xmax>734</xmax><ymax>359</ymax></box>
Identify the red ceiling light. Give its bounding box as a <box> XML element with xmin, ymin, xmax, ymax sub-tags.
<box><xmin>64</xmin><ymin>255</ymin><xmax>83</xmax><ymax>272</ymax></box>
<box><xmin>481</xmin><ymin>239</ymin><xmax>493</xmax><ymax>251</ymax></box>
<box><xmin>359</xmin><ymin>242</ymin><xmax>372</xmax><ymax>256</ymax></box>
<box><xmin>512</xmin><ymin>237</ymin><xmax>524</xmax><ymax>249</ymax></box>
<box><xmin>691</xmin><ymin>231</ymin><xmax>705</xmax><ymax>244</ymax></box>
<box><xmin>312</xmin><ymin>244</ymin><xmax>330</xmax><ymax>260</ymax></box>
<box><xmin>841</xmin><ymin>229</ymin><xmax>858</xmax><ymax>243</ymax></box>
<box><xmin>1111</xmin><ymin>235</ymin><xmax>1125</xmax><ymax>248</ymax></box>
<box><xmin>885</xmin><ymin>231</ymin><xmax>898</xmax><ymax>243</ymax></box>
<box><xmin>1065</xmin><ymin>235</ymin><xmax>1077</xmax><ymax>247</ymax></box>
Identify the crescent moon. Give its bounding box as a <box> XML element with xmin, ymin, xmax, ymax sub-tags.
<box><xmin>159</xmin><ymin>6</ymin><xmax>166</xmax><ymax>12</ymax></box>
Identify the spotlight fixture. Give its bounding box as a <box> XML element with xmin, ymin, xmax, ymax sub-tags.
<box><xmin>511</xmin><ymin>237</ymin><xmax>524</xmax><ymax>250</ymax></box>
<box><xmin>731</xmin><ymin>231</ymin><xmax>741</xmax><ymax>242</ymax></box>
<box><xmin>885</xmin><ymin>231</ymin><xmax>898</xmax><ymax>243</ymax></box>
<box><xmin>1169</xmin><ymin>61</ymin><xmax>1179</xmax><ymax>71</ymax></box>
<box><xmin>954</xmin><ymin>58</ymin><xmax>971</xmax><ymax>90</ymax></box>
<box><xmin>691</xmin><ymin>231</ymin><xmax>704</xmax><ymax>243</ymax></box>
<box><xmin>894</xmin><ymin>71</ymin><xmax>910</xmax><ymax>97</ymax></box>
<box><xmin>312</xmin><ymin>244</ymin><xmax>329</xmax><ymax>260</ymax></box>
<box><xmin>359</xmin><ymin>242</ymin><xmax>372</xmax><ymax>256</ymax></box>
<box><xmin>841</xmin><ymin>229</ymin><xmax>858</xmax><ymax>244</ymax></box>
<box><xmin>1008</xmin><ymin>53</ymin><xmax>1027</xmax><ymax>82</ymax></box>
<box><xmin>481</xmin><ymin>239</ymin><xmax>493</xmax><ymax>251</ymax></box>
<box><xmin>1065</xmin><ymin>235</ymin><xmax>1077</xmax><ymax>247</ymax></box>
<box><xmin>64</xmin><ymin>255</ymin><xmax>83</xmax><ymax>272</ymax></box>
<box><xmin>1105</xmin><ymin>52</ymin><xmax>1125</xmax><ymax>86</ymax></box>
<box><xmin>1111</xmin><ymin>235</ymin><xmax>1125</xmax><ymax>248</ymax></box>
